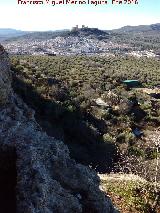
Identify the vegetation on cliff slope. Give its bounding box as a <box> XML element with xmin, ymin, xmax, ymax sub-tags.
<box><xmin>100</xmin><ymin>174</ymin><xmax>160</xmax><ymax>213</ymax></box>
<box><xmin>10</xmin><ymin>55</ymin><xmax>160</xmax><ymax>177</ymax></box>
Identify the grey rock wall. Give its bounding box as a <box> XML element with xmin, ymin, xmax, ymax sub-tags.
<box><xmin>0</xmin><ymin>44</ymin><xmax>118</xmax><ymax>213</ymax></box>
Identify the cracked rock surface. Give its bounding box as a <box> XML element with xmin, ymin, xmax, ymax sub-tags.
<box><xmin>0</xmin><ymin>44</ymin><xmax>118</xmax><ymax>213</ymax></box>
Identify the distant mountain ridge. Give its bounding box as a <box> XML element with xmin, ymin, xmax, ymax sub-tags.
<box><xmin>0</xmin><ymin>28</ymin><xmax>25</xmax><ymax>34</ymax></box>
<box><xmin>2</xmin><ymin>28</ymin><xmax>109</xmax><ymax>42</ymax></box>
<box><xmin>113</xmin><ymin>23</ymin><xmax>160</xmax><ymax>33</ymax></box>
<box><xmin>0</xmin><ymin>28</ymin><xmax>30</xmax><ymax>41</ymax></box>
<box><xmin>0</xmin><ymin>23</ymin><xmax>160</xmax><ymax>41</ymax></box>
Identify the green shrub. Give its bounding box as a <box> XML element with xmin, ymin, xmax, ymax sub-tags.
<box><xmin>128</xmin><ymin>146</ymin><xmax>145</xmax><ymax>157</ymax></box>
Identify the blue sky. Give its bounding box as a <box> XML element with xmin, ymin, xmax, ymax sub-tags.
<box><xmin>0</xmin><ymin>0</ymin><xmax>160</xmax><ymax>30</ymax></box>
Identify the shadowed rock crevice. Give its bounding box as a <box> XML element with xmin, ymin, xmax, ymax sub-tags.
<box><xmin>0</xmin><ymin>147</ymin><xmax>17</xmax><ymax>213</ymax></box>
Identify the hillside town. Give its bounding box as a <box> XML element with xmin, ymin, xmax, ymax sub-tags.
<box><xmin>3</xmin><ymin>36</ymin><xmax>131</xmax><ymax>56</ymax></box>
<box><xmin>3</xmin><ymin>36</ymin><xmax>159</xmax><ymax>58</ymax></box>
<box><xmin>2</xmin><ymin>26</ymin><xmax>160</xmax><ymax>58</ymax></box>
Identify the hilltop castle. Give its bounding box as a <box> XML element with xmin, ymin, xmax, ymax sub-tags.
<box><xmin>71</xmin><ymin>25</ymin><xmax>88</xmax><ymax>31</ymax></box>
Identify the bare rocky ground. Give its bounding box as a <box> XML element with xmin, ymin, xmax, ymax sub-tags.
<box><xmin>0</xmin><ymin>44</ymin><xmax>118</xmax><ymax>213</ymax></box>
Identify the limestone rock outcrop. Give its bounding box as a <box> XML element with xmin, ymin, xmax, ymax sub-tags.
<box><xmin>0</xmin><ymin>47</ymin><xmax>11</xmax><ymax>104</ymax></box>
<box><xmin>0</xmin><ymin>44</ymin><xmax>118</xmax><ymax>213</ymax></box>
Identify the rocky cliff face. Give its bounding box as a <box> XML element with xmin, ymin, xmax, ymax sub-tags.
<box><xmin>0</xmin><ymin>44</ymin><xmax>118</xmax><ymax>213</ymax></box>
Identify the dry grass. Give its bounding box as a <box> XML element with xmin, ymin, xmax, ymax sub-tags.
<box><xmin>99</xmin><ymin>173</ymin><xmax>160</xmax><ymax>213</ymax></box>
